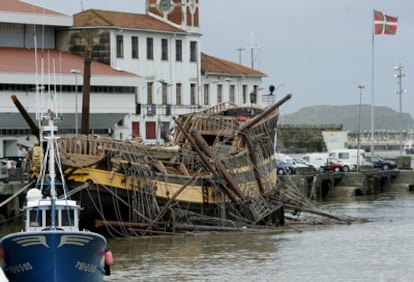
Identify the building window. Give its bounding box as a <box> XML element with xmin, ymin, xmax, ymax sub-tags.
<box><xmin>176</xmin><ymin>83</ymin><xmax>182</xmax><ymax>105</ymax></box>
<box><xmin>242</xmin><ymin>85</ymin><xmax>248</xmax><ymax>104</ymax></box>
<box><xmin>161</xmin><ymin>39</ymin><xmax>168</xmax><ymax>61</ymax></box>
<box><xmin>217</xmin><ymin>84</ymin><xmax>223</xmax><ymax>104</ymax></box>
<box><xmin>229</xmin><ymin>85</ymin><xmax>235</xmax><ymax>103</ymax></box>
<box><xmin>252</xmin><ymin>85</ymin><xmax>258</xmax><ymax>104</ymax></box>
<box><xmin>146</xmin><ymin>37</ymin><xmax>153</xmax><ymax>60</ymax></box>
<box><xmin>147</xmin><ymin>82</ymin><xmax>153</xmax><ymax>104</ymax></box>
<box><xmin>203</xmin><ymin>84</ymin><xmax>209</xmax><ymax>106</ymax></box>
<box><xmin>116</xmin><ymin>35</ymin><xmax>123</xmax><ymax>58</ymax></box>
<box><xmin>190</xmin><ymin>41</ymin><xmax>197</xmax><ymax>62</ymax></box>
<box><xmin>161</xmin><ymin>83</ymin><xmax>168</xmax><ymax>105</ymax></box>
<box><xmin>175</xmin><ymin>39</ymin><xmax>182</xmax><ymax>62</ymax></box>
<box><xmin>190</xmin><ymin>83</ymin><xmax>196</xmax><ymax>105</ymax></box>
<box><xmin>131</xmin><ymin>36</ymin><xmax>138</xmax><ymax>59</ymax></box>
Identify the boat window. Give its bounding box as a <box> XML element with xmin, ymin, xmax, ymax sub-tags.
<box><xmin>29</xmin><ymin>209</ymin><xmax>42</xmax><ymax>227</ymax></box>
<box><xmin>61</xmin><ymin>208</ymin><xmax>75</xmax><ymax>226</ymax></box>
<box><xmin>46</xmin><ymin>209</ymin><xmax>52</xmax><ymax>227</ymax></box>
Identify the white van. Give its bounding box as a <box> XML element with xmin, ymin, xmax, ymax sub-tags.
<box><xmin>328</xmin><ymin>149</ymin><xmax>366</xmax><ymax>166</ymax></box>
<box><xmin>302</xmin><ymin>153</ymin><xmax>329</xmax><ymax>169</ymax></box>
<box><xmin>404</xmin><ymin>140</ymin><xmax>414</xmax><ymax>154</ymax></box>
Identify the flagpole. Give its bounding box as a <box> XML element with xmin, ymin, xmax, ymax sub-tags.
<box><xmin>370</xmin><ymin>10</ymin><xmax>375</xmax><ymax>155</ymax></box>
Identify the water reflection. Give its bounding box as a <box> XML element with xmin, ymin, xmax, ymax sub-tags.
<box><xmin>276</xmin><ymin>193</ymin><xmax>414</xmax><ymax>282</ymax></box>
<box><xmin>106</xmin><ymin>192</ymin><xmax>414</xmax><ymax>281</ymax></box>
<box><xmin>106</xmin><ymin>233</ymin><xmax>280</xmax><ymax>281</ymax></box>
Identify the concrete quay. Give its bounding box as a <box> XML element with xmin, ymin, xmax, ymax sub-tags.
<box><xmin>278</xmin><ymin>168</ymin><xmax>414</xmax><ymax>200</ymax></box>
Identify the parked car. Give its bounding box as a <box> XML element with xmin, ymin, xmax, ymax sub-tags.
<box><xmin>302</xmin><ymin>153</ymin><xmax>329</xmax><ymax>169</ymax></box>
<box><xmin>0</xmin><ymin>159</ymin><xmax>19</xmax><ymax>182</ymax></box>
<box><xmin>2</xmin><ymin>156</ymin><xmax>25</xmax><ymax>168</ymax></box>
<box><xmin>365</xmin><ymin>155</ymin><xmax>398</xmax><ymax>170</ymax></box>
<box><xmin>285</xmin><ymin>157</ymin><xmax>309</xmax><ymax>168</ymax></box>
<box><xmin>329</xmin><ymin>149</ymin><xmax>366</xmax><ymax>166</ymax></box>
<box><xmin>0</xmin><ymin>159</ymin><xmax>17</xmax><ymax>169</ymax></box>
<box><xmin>321</xmin><ymin>158</ymin><xmax>355</xmax><ymax>172</ymax></box>
<box><xmin>290</xmin><ymin>157</ymin><xmax>320</xmax><ymax>171</ymax></box>
<box><xmin>321</xmin><ymin>158</ymin><xmax>343</xmax><ymax>172</ymax></box>
<box><xmin>275</xmin><ymin>160</ymin><xmax>296</xmax><ymax>175</ymax></box>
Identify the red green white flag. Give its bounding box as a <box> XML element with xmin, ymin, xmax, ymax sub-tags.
<box><xmin>374</xmin><ymin>10</ymin><xmax>398</xmax><ymax>35</ymax></box>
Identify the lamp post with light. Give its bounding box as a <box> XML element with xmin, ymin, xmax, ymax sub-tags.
<box><xmin>71</xmin><ymin>69</ymin><xmax>81</xmax><ymax>134</ymax></box>
<box><xmin>394</xmin><ymin>63</ymin><xmax>405</xmax><ymax>156</ymax></box>
<box><xmin>357</xmin><ymin>85</ymin><xmax>365</xmax><ymax>170</ymax></box>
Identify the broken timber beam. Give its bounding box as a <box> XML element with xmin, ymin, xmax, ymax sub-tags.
<box><xmin>191</xmin><ymin>128</ymin><xmax>245</xmax><ymax>200</ymax></box>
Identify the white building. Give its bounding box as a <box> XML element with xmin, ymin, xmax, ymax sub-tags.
<box><xmin>56</xmin><ymin>0</ymin><xmax>267</xmax><ymax>143</ymax></box>
<box><xmin>0</xmin><ymin>0</ymin><xmax>268</xmax><ymax>146</ymax></box>
<box><xmin>0</xmin><ymin>0</ymin><xmax>141</xmax><ymax>140</ymax></box>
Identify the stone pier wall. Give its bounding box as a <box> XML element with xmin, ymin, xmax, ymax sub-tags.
<box><xmin>278</xmin><ymin>169</ymin><xmax>414</xmax><ymax>199</ymax></box>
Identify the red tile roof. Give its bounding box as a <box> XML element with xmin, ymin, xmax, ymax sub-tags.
<box><xmin>201</xmin><ymin>53</ymin><xmax>266</xmax><ymax>77</ymax></box>
<box><xmin>0</xmin><ymin>47</ymin><xmax>136</xmax><ymax>77</ymax></box>
<box><xmin>74</xmin><ymin>9</ymin><xmax>185</xmax><ymax>33</ymax></box>
<box><xmin>1</xmin><ymin>0</ymin><xmax>66</xmax><ymax>15</ymax></box>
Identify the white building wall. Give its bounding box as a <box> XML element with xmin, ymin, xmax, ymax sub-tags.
<box><xmin>3</xmin><ymin>91</ymin><xmax>134</xmax><ymax>115</ymax></box>
<box><xmin>201</xmin><ymin>75</ymin><xmax>263</xmax><ymax>107</ymax></box>
<box><xmin>105</xmin><ymin>28</ymin><xmax>205</xmax><ymax>142</ymax></box>
<box><xmin>110</xmin><ymin>29</ymin><xmax>200</xmax><ymax>106</ymax></box>
<box><xmin>54</xmin><ymin>24</ymin><xmax>263</xmax><ymax>143</ymax></box>
<box><xmin>0</xmin><ymin>71</ymin><xmax>138</xmax><ymax>116</ymax></box>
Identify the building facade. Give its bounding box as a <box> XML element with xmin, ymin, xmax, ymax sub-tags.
<box><xmin>1</xmin><ymin>0</ymin><xmax>267</xmax><ymax>145</ymax></box>
<box><xmin>0</xmin><ymin>0</ymin><xmax>141</xmax><ymax>139</ymax></box>
<box><xmin>56</xmin><ymin>0</ymin><xmax>267</xmax><ymax>143</ymax></box>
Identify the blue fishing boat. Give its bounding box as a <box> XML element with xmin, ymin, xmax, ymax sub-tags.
<box><xmin>0</xmin><ymin>88</ymin><xmax>112</xmax><ymax>281</ymax></box>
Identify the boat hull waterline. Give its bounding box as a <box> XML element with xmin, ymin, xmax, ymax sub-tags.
<box><xmin>1</xmin><ymin>231</ymin><xmax>108</xmax><ymax>282</ymax></box>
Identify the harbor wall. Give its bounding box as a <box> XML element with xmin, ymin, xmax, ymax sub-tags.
<box><xmin>278</xmin><ymin>168</ymin><xmax>414</xmax><ymax>199</ymax></box>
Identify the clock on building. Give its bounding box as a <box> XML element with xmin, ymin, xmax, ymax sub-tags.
<box><xmin>158</xmin><ymin>0</ymin><xmax>172</xmax><ymax>12</ymax></box>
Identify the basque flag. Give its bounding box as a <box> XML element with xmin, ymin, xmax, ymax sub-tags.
<box><xmin>374</xmin><ymin>10</ymin><xmax>398</xmax><ymax>35</ymax></box>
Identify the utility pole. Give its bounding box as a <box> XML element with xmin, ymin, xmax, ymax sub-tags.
<box><xmin>394</xmin><ymin>63</ymin><xmax>405</xmax><ymax>156</ymax></box>
<box><xmin>357</xmin><ymin>85</ymin><xmax>365</xmax><ymax>171</ymax></box>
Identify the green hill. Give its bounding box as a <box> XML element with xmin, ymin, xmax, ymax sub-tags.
<box><xmin>281</xmin><ymin>104</ymin><xmax>414</xmax><ymax>131</ymax></box>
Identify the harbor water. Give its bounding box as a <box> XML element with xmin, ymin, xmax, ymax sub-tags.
<box><xmin>105</xmin><ymin>192</ymin><xmax>414</xmax><ymax>282</ymax></box>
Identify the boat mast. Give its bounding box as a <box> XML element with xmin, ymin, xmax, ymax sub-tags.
<box><xmin>45</xmin><ymin>113</ymin><xmax>58</xmax><ymax>228</ymax></box>
<box><xmin>37</xmin><ymin>61</ymin><xmax>61</xmax><ymax>229</ymax></box>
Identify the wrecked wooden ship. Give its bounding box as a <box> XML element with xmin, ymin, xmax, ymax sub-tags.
<box><xmin>57</xmin><ymin>94</ymin><xmax>292</xmax><ymax>236</ymax></box>
<box><xmin>16</xmin><ymin>91</ymin><xmax>292</xmax><ymax>236</ymax></box>
<box><xmin>11</xmin><ymin>50</ymin><xmax>300</xmax><ymax>236</ymax></box>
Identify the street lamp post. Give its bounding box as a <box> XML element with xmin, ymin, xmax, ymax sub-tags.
<box><xmin>71</xmin><ymin>69</ymin><xmax>81</xmax><ymax>134</ymax></box>
<box><xmin>394</xmin><ymin>63</ymin><xmax>405</xmax><ymax>156</ymax></box>
<box><xmin>357</xmin><ymin>85</ymin><xmax>365</xmax><ymax>171</ymax></box>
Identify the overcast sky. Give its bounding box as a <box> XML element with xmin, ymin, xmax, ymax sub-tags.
<box><xmin>28</xmin><ymin>0</ymin><xmax>414</xmax><ymax>119</ymax></box>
